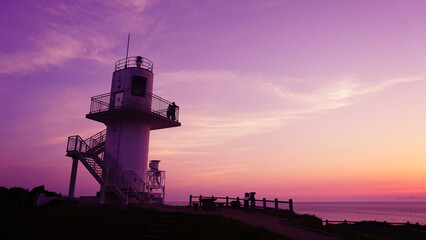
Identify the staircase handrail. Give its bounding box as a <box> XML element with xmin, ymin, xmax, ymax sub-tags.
<box><xmin>84</xmin><ymin>129</ymin><xmax>107</xmax><ymax>149</ymax></box>
<box><xmin>123</xmin><ymin>170</ymin><xmax>146</xmax><ymax>193</ymax></box>
<box><xmin>67</xmin><ymin>135</ymin><xmax>90</xmax><ymax>153</ymax></box>
<box><xmin>66</xmin><ymin>130</ymin><xmax>106</xmax><ymax>170</ymax></box>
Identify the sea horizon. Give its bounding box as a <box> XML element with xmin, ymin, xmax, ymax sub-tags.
<box><xmin>165</xmin><ymin>200</ymin><xmax>426</xmax><ymax>225</ymax></box>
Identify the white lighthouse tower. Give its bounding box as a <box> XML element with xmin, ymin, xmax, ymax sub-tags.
<box><xmin>66</xmin><ymin>56</ymin><xmax>180</xmax><ymax>205</ymax></box>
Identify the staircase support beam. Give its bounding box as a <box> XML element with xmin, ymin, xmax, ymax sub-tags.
<box><xmin>68</xmin><ymin>157</ymin><xmax>79</xmax><ymax>198</ymax></box>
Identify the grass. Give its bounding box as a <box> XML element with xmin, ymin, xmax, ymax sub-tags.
<box><xmin>0</xmin><ymin>205</ymin><xmax>292</xmax><ymax>240</ymax></box>
<box><xmin>0</xmin><ymin>206</ymin><xmax>157</xmax><ymax>240</ymax></box>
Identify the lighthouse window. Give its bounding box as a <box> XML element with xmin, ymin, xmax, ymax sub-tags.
<box><xmin>131</xmin><ymin>76</ymin><xmax>147</xmax><ymax>97</ymax></box>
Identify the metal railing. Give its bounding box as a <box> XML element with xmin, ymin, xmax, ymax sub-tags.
<box><xmin>67</xmin><ymin>135</ymin><xmax>90</xmax><ymax>153</ymax></box>
<box><xmin>84</xmin><ymin>129</ymin><xmax>107</xmax><ymax>149</ymax></box>
<box><xmin>147</xmin><ymin>170</ymin><xmax>166</xmax><ymax>187</ymax></box>
<box><xmin>114</xmin><ymin>56</ymin><xmax>153</xmax><ymax>72</ymax></box>
<box><xmin>89</xmin><ymin>89</ymin><xmax>180</xmax><ymax>122</ymax></box>
<box><xmin>67</xmin><ymin>130</ymin><xmax>107</xmax><ymax>153</ymax></box>
<box><xmin>123</xmin><ymin>171</ymin><xmax>146</xmax><ymax>193</ymax></box>
<box><xmin>108</xmin><ymin>169</ymin><xmax>146</xmax><ymax>200</ymax></box>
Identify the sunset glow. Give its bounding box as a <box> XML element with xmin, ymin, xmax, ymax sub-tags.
<box><xmin>1</xmin><ymin>0</ymin><xmax>426</xmax><ymax>202</ymax></box>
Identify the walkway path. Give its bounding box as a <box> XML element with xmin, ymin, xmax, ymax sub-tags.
<box><xmin>141</xmin><ymin>204</ymin><xmax>344</xmax><ymax>240</ymax></box>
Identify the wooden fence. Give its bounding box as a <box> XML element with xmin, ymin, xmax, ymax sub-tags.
<box><xmin>189</xmin><ymin>194</ymin><xmax>293</xmax><ymax>212</ymax></box>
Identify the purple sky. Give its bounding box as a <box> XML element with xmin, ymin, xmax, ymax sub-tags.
<box><xmin>1</xmin><ymin>0</ymin><xmax>426</xmax><ymax>201</ymax></box>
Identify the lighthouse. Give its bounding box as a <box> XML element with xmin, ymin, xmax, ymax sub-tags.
<box><xmin>66</xmin><ymin>56</ymin><xmax>180</xmax><ymax>205</ymax></box>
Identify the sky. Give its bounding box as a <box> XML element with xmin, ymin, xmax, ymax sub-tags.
<box><xmin>1</xmin><ymin>0</ymin><xmax>426</xmax><ymax>202</ymax></box>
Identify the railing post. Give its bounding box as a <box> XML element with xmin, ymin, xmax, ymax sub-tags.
<box><xmin>263</xmin><ymin>198</ymin><xmax>266</xmax><ymax>209</ymax></box>
<box><xmin>226</xmin><ymin>196</ymin><xmax>229</xmax><ymax>207</ymax></box>
<box><xmin>289</xmin><ymin>199</ymin><xmax>293</xmax><ymax>212</ymax></box>
<box><xmin>74</xmin><ymin>137</ymin><xmax>78</xmax><ymax>151</ymax></box>
<box><xmin>189</xmin><ymin>195</ymin><xmax>192</xmax><ymax>207</ymax></box>
<box><xmin>251</xmin><ymin>196</ymin><xmax>255</xmax><ymax>210</ymax></box>
<box><xmin>275</xmin><ymin>198</ymin><xmax>278</xmax><ymax>210</ymax></box>
<box><xmin>199</xmin><ymin>195</ymin><xmax>202</xmax><ymax>206</ymax></box>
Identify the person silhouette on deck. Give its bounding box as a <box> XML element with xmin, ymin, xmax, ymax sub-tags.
<box><xmin>167</xmin><ymin>102</ymin><xmax>178</xmax><ymax>120</ymax></box>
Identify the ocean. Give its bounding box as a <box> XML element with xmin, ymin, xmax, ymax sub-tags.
<box><xmin>165</xmin><ymin>201</ymin><xmax>426</xmax><ymax>225</ymax></box>
<box><xmin>294</xmin><ymin>202</ymin><xmax>426</xmax><ymax>225</ymax></box>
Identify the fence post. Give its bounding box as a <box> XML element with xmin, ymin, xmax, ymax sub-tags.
<box><xmin>325</xmin><ymin>220</ymin><xmax>328</xmax><ymax>225</ymax></box>
<box><xmin>263</xmin><ymin>198</ymin><xmax>266</xmax><ymax>209</ymax></box>
<box><xmin>189</xmin><ymin>195</ymin><xmax>192</xmax><ymax>207</ymax></box>
<box><xmin>199</xmin><ymin>195</ymin><xmax>202</xmax><ymax>206</ymax></box>
<box><xmin>289</xmin><ymin>199</ymin><xmax>293</xmax><ymax>212</ymax></box>
<box><xmin>274</xmin><ymin>198</ymin><xmax>278</xmax><ymax>210</ymax></box>
<box><xmin>226</xmin><ymin>196</ymin><xmax>229</xmax><ymax>207</ymax></box>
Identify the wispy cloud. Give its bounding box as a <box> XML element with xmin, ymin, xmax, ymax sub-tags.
<box><xmin>151</xmin><ymin>70</ymin><xmax>425</xmax><ymax>157</ymax></box>
<box><xmin>0</xmin><ymin>0</ymin><xmax>155</xmax><ymax>75</ymax></box>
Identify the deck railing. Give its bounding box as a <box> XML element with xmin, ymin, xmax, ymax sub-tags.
<box><xmin>89</xmin><ymin>89</ymin><xmax>179</xmax><ymax>122</ymax></box>
<box><xmin>114</xmin><ymin>56</ymin><xmax>153</xmax><ymax>72</ymax></box>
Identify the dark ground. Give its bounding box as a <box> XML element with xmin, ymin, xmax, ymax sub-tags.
<box><xmin>0</xmin><ymin>205</ymin><xmax>290</xmax><ymax>240</ymax></box>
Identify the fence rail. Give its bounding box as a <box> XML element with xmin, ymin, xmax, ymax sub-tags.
<box><xmin>189</xmin><ymin>194</ymin><xmax>293</xmax><ymax>212</ymax></box>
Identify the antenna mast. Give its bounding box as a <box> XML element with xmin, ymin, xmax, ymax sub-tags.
<box><xmin>125</xmin><ymin>33</ymin><xmax>130</xmax><ymax>68</ymax></box>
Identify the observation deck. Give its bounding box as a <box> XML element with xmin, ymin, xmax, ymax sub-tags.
<box><xmin>86</xmin><ymin>89</ymin><xmax>180</xmax><ymax>130</ymax></box>
<box><xmin>114</xmin><ymin>56</ymin><xmax>153</xmax><ymax>72</ymax></box>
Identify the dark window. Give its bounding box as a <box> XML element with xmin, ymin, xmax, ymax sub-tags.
<box><xmin>131</xmin><ymin>76</ymin><xmax>147</xmax><ymax>97</ymax></box>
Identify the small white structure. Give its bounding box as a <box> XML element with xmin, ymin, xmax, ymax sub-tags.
<box><xmin>146</xmin><ymin>160</ymin><xmax>166</xmax><ymax>203</ymax></box>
